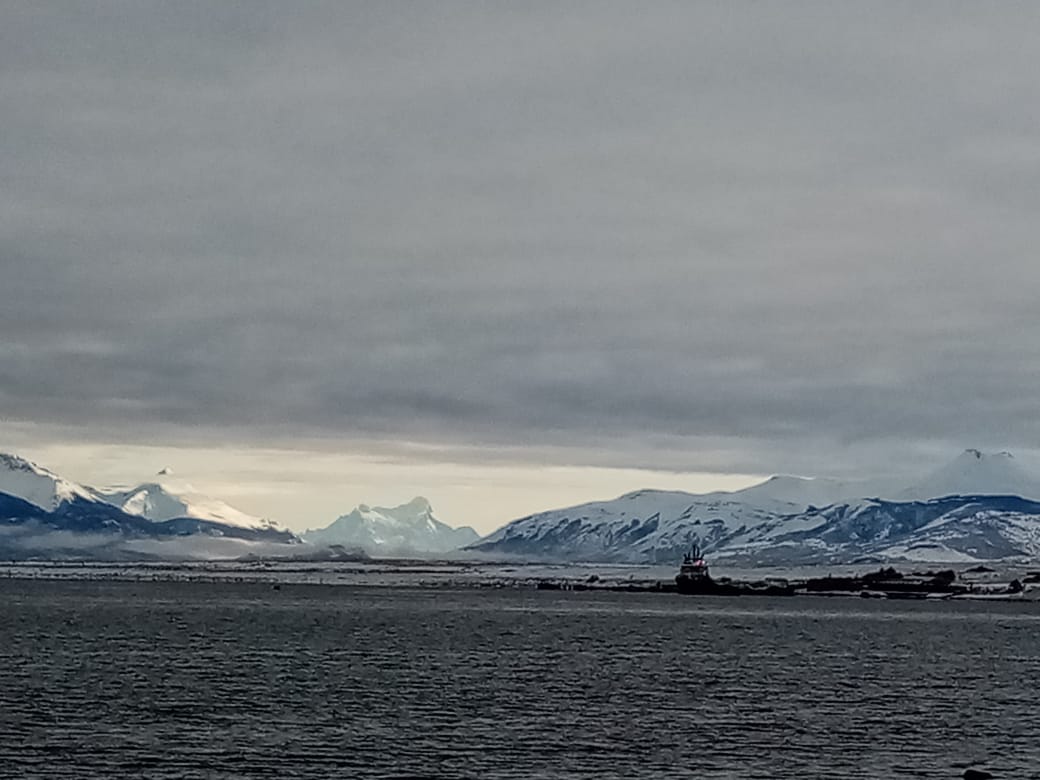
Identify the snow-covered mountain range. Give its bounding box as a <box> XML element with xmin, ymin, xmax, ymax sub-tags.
<box><xmin>0</xmin><ymin>453</ymin><xmax>478</xmax><ymax>559</ymax></box>
<box><xmin>0</xmin><ymin>453</ymin><xmax>101</xmax><ymax>510</ymax></box>
<box><xmin>303</xmin><ymin>497</ymin><xmax>479</xmax><ymax>554</ymax></box>
<box><xmin>467</xmin><ymin>450</ymin><xmax>1040</xmax><ymax>564</ymax></box>
<box><xmin>0</xmin><ymin>455</ymin><xmax>280</xmax><ymax>530</ymax></box>
<box><xmin>8</xmin><ymin>448</ymin><xmax>1040</xmax><ymax>564</ymax></box>
<box><xmin>0</xmin><ymin>454</ymin><xmax>295</xmax><ymax>558</ymax></box>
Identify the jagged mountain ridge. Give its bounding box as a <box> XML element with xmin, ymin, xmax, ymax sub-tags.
<box><xmin>0</xmin><ymin>454</ymin><xmax>295</xmax><ymax>552</ymax></box>
<box><xmin>8</xmin><ymin>448</ymin><xmax>1040</xmax><ymax>564</ymax></box>
<box><xmin>468</xmin><ymin>450</ymin><xmax>1040</xmax><ymax>563</ymax></box>
<box><xmin>0</xmin><ymin>454</ymin><xmax>276</xmax><ymax>530</ymax></box>
<box><xmin>0</xmin><ymin>453</ymin><xmax>104</xmax><ymax>509</ymax></box>
<box><xmin>0</xmin><ymin>494</ymin><xmax>295</xmax><ymax>544</ymax></box>
<box><xmin>304</xmin><ymin>497</ymin><xmax>479</xmax><ymax>554</ymax></box>
<box><xmin>98</xmin><ymin>472</ymin><xmax>278</xmax><ymax>530</ymax></box>
<box><xmin>0</xmin><ymin>453</ymin><xmax>479</xmax><ymax>558</ymax></box>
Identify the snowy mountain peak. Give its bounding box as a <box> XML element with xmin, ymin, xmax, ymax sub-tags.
<box><xmin>97</xmin><ymin>478</ymin><xmax>276</xmax><ymax>530</ymax></box>
<box><xmin>0</xmin><ymin>452</ymin><xmax>100</xmax><ymax>509</ymax></box>
<box><xmin>304</xmin><ymin>497</ymin><xmax>478</xmax><ymax>554</ymax></box>
<box><xmin>725</xmin><ymin>473</ymin><xmax>866</xmax><ymax>510</ymax></box>
<box><xmin>0</xmin><ymin>453</ymin><xmax>49</xmax><ymax>477</ymax></box>
<box><xmin>900</xmin><ymin>448</ymin><xmax>1040</xmax><ymax>502</ymax></box>
<box><xmin>354</xmin><ymin>497</ymin><xmax>435</xmax><ymax>524</ymax></box>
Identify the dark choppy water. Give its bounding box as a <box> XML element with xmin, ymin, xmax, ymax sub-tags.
<box><xmin>2</xmin><ymin>581</ymin><xmax>1039</xmax><ymax>779</ymax></box>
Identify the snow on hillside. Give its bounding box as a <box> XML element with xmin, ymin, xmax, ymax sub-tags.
<box><xmin>719</xmin><ymin>474</ymin><xmax>875</xmax><ymax>510</ymax></box>
<box><xmin>0</xmin><ymin>453</ymin><xmax>102</xmax><ymax>510</ymax></box>
<box><xmin>304</xmin><ymin>497</ymin><xmax>479</xmax><ymax>554</ymax></box>
<box><xmin>473</xmin><ymin>488</ymin><xmax>803</xmax><ymax>563</ymax></box>
<box><xmin>98</xmin><ymin>470</ymin><xmax>276</xmax><ymax>530</ymax></box>
<box><xmin>469</xmin><ymin>450</ymin><xmax>1040</xmax><ymax>564</ymax></box>
<box><xmin>9</xmin><ymin>447</ymin><xmax>1040</xmax><ymax>565</ymax></box>
<box><xmin>873</xmin><ymin>504</ymin><xmax>1040</xmax><ymax>563</ymax></box>
<box><xmin>898</xmin><ymin>449</ymin><xmax>1040</xmax><ymax>502</ymax></box>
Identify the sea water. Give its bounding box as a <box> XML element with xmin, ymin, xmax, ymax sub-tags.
<box><xmin>1</xmin><ymin>580</ymin><xmax>1037</xmax><ymax>779</ymax></box>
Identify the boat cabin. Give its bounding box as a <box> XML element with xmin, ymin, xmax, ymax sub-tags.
<box><xmin>678</xmin><ymin>544</ymin><xmax>710</xmax><ymax>581</ymax></box>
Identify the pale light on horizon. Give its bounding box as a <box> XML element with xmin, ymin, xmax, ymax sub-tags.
<box><xmin>6</xmin><ymin>437</ymin><xmax>764</xmax><ymax>535</ymax></box>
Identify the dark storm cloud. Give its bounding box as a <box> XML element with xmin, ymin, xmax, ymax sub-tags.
<box><xmin>4</xmin><ymin>2</ymin><xmax>1040</xmax><ymax>476</ymax></box>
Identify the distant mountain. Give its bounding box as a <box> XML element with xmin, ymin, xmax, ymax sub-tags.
<box><xmin>467</xmin><ymin>450</ymin><xmax>1040</xmax><ymax>564</ymax></box>
<box><xmin>0</xmin><ymin>453</ymin><xmax>480</xmax><ymax>560</ymax></box>
<box><xmin>97</xmin><ymin>470</ymin><xmax>278</xmax><ymax>531</ymax></box>
<box><xmin>304</xmin><ymin>497</ymin><xmax>479</xmax><ymax>555</ymax></box>
<box><xmin>0</xmin><ymin>491</ymin><xmax>297</xmax><ymax>559</ymax></box>
<box><xmin>0</xmin><ymin>453</ymin><xmax>105</xmax><ymax>509</ymax></box>
<box><xmin>470</xmin><ymin>488</ymin><xmax>794</xmax><ymax>563</ymax></box>
<box><xmin>0</xmin><ymin>453</ymin><xmax>297</xmax><ymax>559</ymax></box>
<box><xmin>783</xmin><ymin>495</ymin><xmax>1040</xmax><ymax>564</ymax></box>
<box><xmin>11</xmin><ymin>446</ymin><xmax>1040</xmax><ymax>565</ymax></box>
<box><xmin>728</xmin><ymin>474</ymin><xmax>881</xmax><ymax>511</ymax></box>
<box><xmin>897</xmin><ymin>449</ymin><xmax>1040</xmax><ymax>502</ymax></box>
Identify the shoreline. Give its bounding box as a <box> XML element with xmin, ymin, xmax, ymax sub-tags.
<box><xmin>2</xmin><ymin>559</ymin><xmax>1038</xmax><ymax>602</ymax></box>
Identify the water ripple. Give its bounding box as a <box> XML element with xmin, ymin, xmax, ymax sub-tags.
<box><xmin>1</xmin><ymin>581</ymin><xmax>1037</xmax><ymax>779</ymax></box>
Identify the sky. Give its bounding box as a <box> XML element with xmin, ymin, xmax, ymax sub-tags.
<box><xmin>4</xmin><ymin>2</ymin><xmax>1040</xmax><ymax>534</ymax></box>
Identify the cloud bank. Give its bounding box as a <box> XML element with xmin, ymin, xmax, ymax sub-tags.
<box><xmin>4</xmin><ymin>3</ymin><xmax>1040</xmax><ymax>480</ymax></box>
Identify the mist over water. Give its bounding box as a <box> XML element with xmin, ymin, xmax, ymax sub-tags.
<box><xmin>2</xmin><ymin>581</ymin><xmax>1037</xmax><ymax>779</ymax></box>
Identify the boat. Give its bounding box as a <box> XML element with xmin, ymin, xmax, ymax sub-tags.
<box><xmin>674</xmin><ymin>545</ymin><xmax>793</xmax><ymax>596</ymax></box>
<box><xmin>674</xmin><ymin>544</ymin><xmax>713</xmax><ymax>593</ymax></box>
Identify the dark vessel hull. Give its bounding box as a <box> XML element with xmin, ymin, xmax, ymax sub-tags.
<box><xmin>675</xmin><ymin>575</ymin><xmax>794</xmax><ymax>597</ymax></box>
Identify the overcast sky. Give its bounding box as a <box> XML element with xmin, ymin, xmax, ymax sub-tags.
<box><xmin>4</xmin><ymin>3</ymin><xmax>1040</xmax><ymax>532</ymax></box>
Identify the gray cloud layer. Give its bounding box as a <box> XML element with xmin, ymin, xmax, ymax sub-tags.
<box><xmin>4</xmin><ymin>2</ymin><xmax>1040</xmax><ymax>477</ymax></box>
